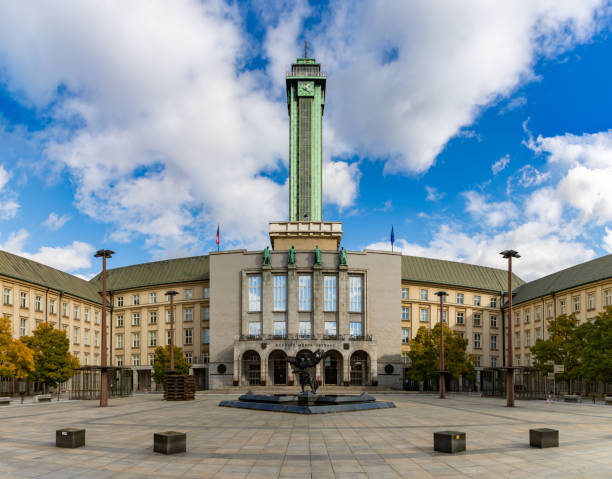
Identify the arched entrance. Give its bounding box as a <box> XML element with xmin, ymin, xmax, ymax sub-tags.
<box><xmin>268</xmin><ymin>350</ymin><xmax>288</xmax><ymax>385</ymax></box>
<box><xmin>350</xmin><ymin>351</ymin><xmax>370</xmax><ymax>386</ymax></box>
<box><xmin>242</xmin><ymin>350</ymin><xmax>261</xmax><ymax>386</ymax></box>
<box><xmin>323</xmin><ymin>350</ymin><xmax>343</xmax><ymax>385</ymax></box>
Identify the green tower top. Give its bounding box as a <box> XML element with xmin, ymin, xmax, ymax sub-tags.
<box><xmin>286</xmin><ymin>44</ymin><xmax>326</xmax><ymax>222</ymax></box>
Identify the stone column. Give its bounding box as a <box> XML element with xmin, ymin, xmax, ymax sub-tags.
<box><xmin>240</xmin><ymin>271</ymin><xmax>248</xmax><ymax>337</ymax></box>
<box><xmin>233</xmin><ymin>349</ymin><xmax>240</xmax><ymax>386</ymax></box>
<box><xmin>343</xmin><ymin>353</ymin><xmax>351</xmax><ymax>386</ymax></box>
<box><xmin>313</xmin><ymin>264</ymin><xmax>323</xmax><ymax>339</ymax></box>
<box><xmin>338</xmin><ymin>265</ymin><xmax>349</xmax><ymax>337</ymax></box>
<box><xmin>287</xmin><ymin>264</ymin><xmax>297</xmax><ymax>337</ymax></box>
<box><xmin>260</xmin><ymin>356</ymin><xmax>267</xmax><ymax>386</ymax></box>
<box><xmin>262</xmin><ymin>266</ymin><xmax>272</xmax><ymax>337</ymax></box>
<box><xmin>315</xmin><ymin>361</ymin><xmax>323</xmax><ymax>386</ymax></box>
<box><xmin>370</xmin><ymin>356</ymin><xmax>378</xmax><ymax>386</ymax></box>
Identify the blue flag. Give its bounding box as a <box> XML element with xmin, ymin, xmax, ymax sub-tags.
<box><xmin>390</xmin><ymin>225</ymin><xmax>395</xmax><ymax>250</ymax></box>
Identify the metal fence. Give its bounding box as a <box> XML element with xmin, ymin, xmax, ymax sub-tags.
<box><xmin>69</xmin><ymin>366</ymin><xmax>133</xmax><ymax>400</ymax></box>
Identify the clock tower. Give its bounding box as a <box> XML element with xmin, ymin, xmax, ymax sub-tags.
<box><xmin>286</xmin><ymin>53</ymin><xmax>325</xmax><ymax>222</ymax></box>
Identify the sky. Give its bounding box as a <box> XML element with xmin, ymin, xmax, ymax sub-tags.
<box><xmin>0</xmin><ymin>0</ymin><xmax>611</xmax><ymax>282</ymax></box>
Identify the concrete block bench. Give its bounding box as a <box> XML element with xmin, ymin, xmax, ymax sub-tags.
<box><xmin>56</xmin><ymin>428</ymin><xmax>85</xmax><ymax>448</ymax></box>
<box><xmin>154</xmin><ymin>431</ymin><xmax>186</xmax><ymax>454</ymax></box>
<box><xmin>530</xmin><ymin>428</ymin><xmax>559</xmax><ymax>448</ymax></box>
<box><xmin>604</xmin><ymin>396</ymin><xmax>612</xmax><ymax>405</ymax></box>
<box><xmin>35</xmin><ymin>394</ymin><xmax>52</xmax><ymax>403</ymax></box>
<box><xmin>434</xmin><ymin>431</ymin><xmax>466</xmax><ymax>453</ymax></box>
<box><xmin>0</xmin><ymin>397</ymin><xmax>11</xmax><ymax>405</ymax></box>
<box><xmin>563</xmin><ymin>394</ymin><xmax>581</xmax><ymax>403</ymax></box>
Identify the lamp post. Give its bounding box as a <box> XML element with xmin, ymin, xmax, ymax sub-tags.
<box><xmin>435</xmin><ymin>291</ymin><xmax>448</xmax><ymax>399</ymax></box>
<box><xmin>165</xmin><ymin>291</ymin><xmax>178</xmax><ymax>372</ymax></box>
<box><xmin>94</xmin><ymin>249</ymin><xmax>114</xmax><ymax>407</ymax></box>
<box><xmin>500</xmin><ymin>249</ymin><xmax>520</xmax><ymax>407</ymax></box>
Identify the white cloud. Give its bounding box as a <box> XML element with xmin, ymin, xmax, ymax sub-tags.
<box><xmin>322</xmin><ymin>160</ymin><xmax>361</xmax><ymax>210</ymax></box>
<box><xmin>492</xmin><ymin>154</ymin><xmax>510</xmax><ymax>175</ymax></box>
<box><xmin>0</xmin><ymin>229</ymin><xmax>94</xmax><ymax>272</ymax></box>
<box><xmin>499</xmin><ymin>95</ymin><xmax>527</xmax><ymax>114</ymax></box>
<box><xmin>42</xmin><ymin>212</ymin><xmax>70</xmax><ymax>231</ymax></box>
<box><xmin>603</xmin><ymin>227</ymin><xmax>612</xmax><ymax>253</ymax></box>
<box><xmin>517</xmin><ymin>164</ymin><xmax>550</xmax><ymax>187</ymax></box>
<box><xmin>558</xmin><ymin>165</ymin><xmax>612</xmax><ymax>224</ymax></box>
<box><xmin>0</xmin><ymin>165</ymin><xmax>19</xmax><ymax>220</ymax></box>
<box><xmin>425</xmin><ymin>186</ymin><xmax>445</xmax><ymax>202</ymax></box>
<box><xmin>463</xmin><ymin>191</ymin><xmax>518</xmax><ymax>228</ymax></box>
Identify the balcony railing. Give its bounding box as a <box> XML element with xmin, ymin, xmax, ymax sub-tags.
<box><xmin>239</xmin><ymin>333</ymin><xmax>373</xmax><ymax>342</ymax></box>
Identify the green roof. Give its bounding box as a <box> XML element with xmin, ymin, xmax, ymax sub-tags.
<box><xmin>402</xmin><ymin>255</ymin><xmax>524</xmax><ymax>292</ymax></box>
<box><xmin>91</xmin><ymin>255</ymin><xmax>209</xmax><ymax>292</ymax></box>
<box><xmin>513</xmin><ymin>253</ymin><xmax>612</xmax><ymax>306</ymax></box>
<box><xmin>0</xmin><ymin>249</ymin><xmax>101</xmax><ymax>304</ymax></box>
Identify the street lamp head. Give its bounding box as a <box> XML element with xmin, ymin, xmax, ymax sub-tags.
<box><xmin>435</xmin><ymin>291</ymin><xmax>448</xmax><ymax>297</ymax></box>
<box><xmin>94</xmin><ymin>249</ymin><xmax>115</xmax><ymax>258</ymax></box>
<box><xmin>500</xmin><ymin>249</ymin><xmax>520</xmax><ymax>259</ymax></box>
<box><xmin>165</xmin><ymin>290</ymin><xmax>179</xmax><ymax>298</ymax></box>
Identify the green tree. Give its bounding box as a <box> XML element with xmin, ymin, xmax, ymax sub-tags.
<box><xmin>531</xmin><ymin>314</ymin><xmax>585</xmax><ymax>380</ymax></box>
<box><xmin>152</xmin><ymin>345</ymin><xmax>191</xmax><ymax>385</ymax></box>
<box><xmin>0</xmin><ymin>317</ymin><xmax>35</xmax><ymax>379</ymax></box>
<box><xmin>580</xmin><ymin>308</ymin><xmax>612</xmax><ymax>382</ymax></box>
<box><xmin>406</xmin><ymin>324</ymin><xmax>475</xmax><ymax>382</ymax></box>
<box><xmin>22</xmin><ymin>322</ymin><xmax>79</xmax><ymax>389</ymax></box>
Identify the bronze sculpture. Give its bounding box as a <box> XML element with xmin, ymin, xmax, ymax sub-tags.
<box><xmin>314</xmin><ymin>245</ymin><xmax>322</xmax><ymax>265</ymax></box>
<box><xmin>263</xmin><ymin>246</ymin><xmax>272</xmax><ymax>265</ymax></box>
<box><xmin>288</xmin><ymin>245</ymin><xmax>296</xmax><ymax>265</ymax></box>
<box><xmin>287</xmin><ymin>349</ymin><xmax>324</xmax><ymax>394</ymax></box>
<box><xmin>339</xmin><ymin>246</ymin><xmax>347</xmax><ymax>266</ymax></box>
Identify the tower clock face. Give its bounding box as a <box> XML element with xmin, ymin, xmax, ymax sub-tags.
<box><xmin>298</xmin><ymin>81</ymin><xmax>315</xmax><ymax>96</ymax></box>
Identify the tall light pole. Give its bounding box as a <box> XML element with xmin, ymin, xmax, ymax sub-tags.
<box><xmin>501</xmin><ymin>249</ymin><xmax>520</xmax><ymax>407</ymax></box>
<box><xmin>165</xmin><ymin>291</ymin><xmax>178</xmax><ymax>372</ymax></box>
<box><xmin>435</xmin><ymin>291</ymin><xmax>448</xmax><ymax>399</ymax></box>
<box><xmin>94</xmin><ymin>249</ymin><xmax>114</xmax><ymax>407</ymax></box>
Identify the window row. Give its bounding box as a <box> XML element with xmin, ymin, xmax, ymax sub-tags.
<box><xmin>246</xmin><ymin>320</ymin><xmax>363</xmax><ymax>339</ymax></box>
<box><xmin>115</xmin><ymin>328</ymin><xmax>210</xmax><ymax>348</ymax></box>
<box><xmin>402</xmin><ymin>287</ymin><xmax>498</xmax><ymax>308</ymax></box>
<box><xmin>115</xmin><ymin>351</ymin><xmax>209</xmax><ymax>367</ymax></box>
<box><xmin>2</xmin><ymin>289</ymin><xmax>99</xmax><ymax>322</ymax></box>
<box><xmin>115</xmin><ymin>307</ymin><xmax>209</xmax><ymax>327</ymax></box>
<box><xmin>115</xmin><ymin>288</ymin><xmax>209</xmax><ymax>307</ymax></box>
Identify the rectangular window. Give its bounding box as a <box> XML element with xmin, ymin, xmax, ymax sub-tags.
<box><xmin>402</xmin><ymin>328</ymin><xmax>410</xmax><ymax>343</ymax></box>
<box><xmin>273</xmin><ymin>321</ymin><xmax>286</xmax><ymax>338</ymax></box>
<box><xmin>474</xmin><ymin>333</ymin><xmax>481</xmax><ymax>349</ymax></box>
<box><xmin>490</xmin><ymin>297</ymin><xmax>497</xmax><ymax>308</ymax></box>
<box><xmin>74</xmin><ymin>306</ymin><xmax>79</xmax><ymax>319</ymax></box>
<box><xmin>515</xmin><ymin>312</ymin><xmax>521</xmax><ymax>326</ymax></box>
<box><xmin>456</xmin><ymin>312</ymin><xmax>464</xmax><ymax>325</ymax></box>
<box><xmin>299</xmin><ymin>321</ymin><xmax>312</xmax><ymax>338</ymax></box>
<box><xmin>588</xmin><ymin>293</ymin><xmax>595</xmax><ymax>310</ymax></box>
<box><xmin>73</xmin><ymin>327</ymin><xmax>79</xmax><ymax>345</ymax></box>
<box><xmin>62</xmin><ymin>302</ymin><xmax>68</xmax><ymax>317</ymax></box>
<box><xmin>3</xmin><ymin>288</ymin><xmax>11</xmax><ymax>305</ymax></box>
<box><xmin>184</xmin><ymin>352</ymin><xmax>192</xmax><ymax>365</ymax></box>
<box><xmin>525</xmin><ymin>354</ymin><xmax>531</xmax><ymax>366</ymax></box>
<box><xmin>248</xmin><ymin>276</ymin><xmax>262</xmax><ymax>311</ymax></box>
<box><xmin>116</xmin><ymin>356</ymin><xmax>123</xmax><ymax>366</ymax></box>
<box><xmin>203</xmin><ymin>287</ymin><xmax>210</xmax><ymax>299</ymax></box>
<box><xmin>203</xmin><ymin>328</ymin><xmax>210</xmax><ymax>344</ymax></box>
<box><xmin>491</xmin><ymin>356</ymin><xmax>497</xmax><ymax>368</ymax></box>
<box><xmin>132</xmin><ymin>332</ymin><xmax>140</xmax><ymax>348</ymax></box>
<box><xmin>84</xmin><ymin>309</ymin><xmax>89</xmax><ymax>322</ymax></box>
<box><xmin>535</xmin><ymin>328</ymin><xmax>541</xmax><ymax>340</ymax></box>
<box><xmin>474</xmin><ymin>295</ymin><xmax>481</xmax><ymax>306</ymax></box>
<box><xmin>20</xmin><ymin>291</ymin><xmax>27</xmax><ymax>308</ymax></box>
<box><xmin>491</xmin><ymin>335</ymin><xmax>498</xmax><ymax>350</ymax></box>
<box><xmin>490</xmin><ymin>315</ymin><xmax>498</xmax><ymax>328</ymax></box>
<box><xmin>132</xmin><ymin>313</ymin><xmax>140</xmax><ymax>326</ymax></box>
<box><xmin>203</xmin><ymin>307</ymin><xmax>210</xmax><ymax>321</ymax></box>
<box><xmin>133</xmin><ymin>355</ymin><xmax>140</xmax><ymax>366</ymax></box>
<box><xmin>94</xmin><ymin>331</ymin><xmax>99</xmax><ymax>347</ymax></box>
<box><xmin>149</xmin><ymin>311</ymin><xmax>157</xmax><ymax>324</ymax></box>
<box><xmin>573</xmin><ymin>296</ymin><xmax>580</xmax><ymax>312</ymax></box>
<box><xmin>117</xmin><ymin>334</ymin><xmax>124</xmax><ymax>349</ymax></box>
<box><xmin>149</xmin><ymin>331</ymin><xmax>157</xmax><ymax>347</ymax></box>
<box><xmin>349</xmin><ymin>276</ymin><xmax>362</xmax><ymax>312</ymax></box>
<box><xmin>117</xmin><ymin>296</ymin><xmax>124</xmax><ymax>307</ymax></box>
<box><xmin>456</xmin><ymin>293</ymin><xmax>464</xmax><ymax>304</ymax></box>
<box><xmin>149</xmin><ymin>354</ymin><xmax>155</xmax><ymax>366</ymax></box>
<box><xmin>94</xmin><ymin>311</ymin><xmax>99</xmax><ymax>324</ymax></box>
<box><xmin>420</xmin><ymin>289</ymin><xmax>428</xmax><ymax>301</ymax></box>
<box><xmin>420</xmin><ymin>308</ymin><xmax>429</xmax><ymax>322</ymax></box>
<box><xmin>248</xmin><ymin>322</ymin><xmax>261</xmax><ymax>338</ymax></box>
<box><xmin>299</xmin><ymin>276</ymin><xmax>312</xmax><ymax>311</ymax></box>
<box><xmin>84</xmin><ymin>330</ymin><xmax>90</xmax><ymax>346</ymax></box>
<box><xmin>167</xmin><ymin>330</ymin><xmax>171</xmax><ymax>345</ymax></box>
<box><xmin>516</xmin><ymin>356</ymin><xmax>521</xmax><ymax>366</ymax></box>
<box><xmin>546</xmin><ymin>303</ymin><xmax>552</xmax><ymax>319</ymax></box>
<box><xmin>132</xmin><ymin>294</ymin><xmax>139</xmax><ymax>305</ymax></box>
<box><xmin>185</xmin><ymin>289</ymin><xmax>193</xmax><ymax>300</ymax></box>
<box><xmin>475</xmin><ymin>356</ymin><xmax>481</xmax><ymax>367</ymax></box>
<box><xmin>438</xmin><ymin>310</ymin><xmax>447</xmax><ymax>322</ymax></box>
<box><xmin>184</xmin><ymin>308</ymin><xmax>193</xmax><ymax>322</ymax></box>
<box><xmin>150</xmin><ymin>292</ymin><xmax>156</xmax><ymax>304</ymax></box>
<box><xmin>324</xmin><ymin>321</ymin><xmax>337</xmax><ymax>337</ymax></box>
<box><xmin>50</xmin><ymin>299</ymin><xmax>56</xmax><ymax>314</ymax></box>
<box><xmin>525</xmin><ymin>309</ymin><xmax>530</xmax><ymax>323</ymax></box>
<box><xmin>274</xmin><ymin>275</ymin><xmax>287</xmax><ymax>311</ymax></box>
<box><xmin>401</xmin><ymin>287</ymin><xmax>409</xmax><ymax>300</ymax></box>
<box><xmin>515</xmin><ymin>331</ymin><xmax>520</xmax><ymax>347</ymax></box>
<box><xmin>83</xmin><ymin>355</ymin><xmax>88</xmax><ymax>366</ymax></box>
<box><xmin>473</xmin><ymin>313</ymin><xmax>481</xmax><ymax>327</ymax></box>
<box><xmin>20</xmin><ymin>318</ymin><xmax>26</xmax><ymax>337</ymax></box>
<box><xmin>323</xmin><ymin>276</ymin><xmax>337</xmax><ymax>311</ymax></box>
<box><xmin>116</xmin><ymin>315</ymin><xmax>124</xmax><ymax>327</ymax></box>
<box><xmin>35</xmin><ymin>295</ymin><xmax>42</xmax><ymax>312</ymax></box>
<box><xmin>166</xmin><ymin>310</ymin><xmax>172</xmax><ymax>323</ymax></box>
<box><xmin>402</xmin><ymin>352</ymin><xmax>410</xmax><ymax>364</ymax></box>
<box><xmin>560</xmin><ymin>299</ymin><xmax>566</xmax><ymax>314</ymax></box>
<box><xmin>535</xmin><ymin>307</ymin><xmax>541</xmax><ymax>321</ymax></box>
<box><xmin>349</xmin><ymin>321</ymin><xmax>362</xmax><ymax>338</ymax></box>
<box><xmin>402</xmin><ymin>307</ymin><xmax>410</xmax><ymax>320</ymax></box>
<box><xmin>525</xmin><ymin>331</ymin><xmax>531</xmax><ymax>347</ymax></box>
<box><xmin>605</xmin><ymin>290</ymin><xmax>611</xmax><ymax>307</ymax></box>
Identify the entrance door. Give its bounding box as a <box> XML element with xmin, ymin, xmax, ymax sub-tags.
<box><xmin>273</xmin><ymin>360</ymin><xmax>286</xmax><ymax>385</ymax></box>
<box><xmin>324</xmin><ymin>356</ymin><xmax>338</xmax><ymax>385</ymax></box>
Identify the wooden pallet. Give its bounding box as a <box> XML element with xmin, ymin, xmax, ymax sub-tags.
<box><xmin>164</xmin><ymin>374</ymin><xmax>196</xmax><ymax>401</ymax></box>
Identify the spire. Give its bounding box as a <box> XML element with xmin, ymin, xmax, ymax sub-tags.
<box><xmin>304</xmin><ymin>40</ymin><xmax>308</xmax><ymax>58</ymax></box>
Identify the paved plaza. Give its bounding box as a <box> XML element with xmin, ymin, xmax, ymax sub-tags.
<box><xmin>0</xmin><ymin>392</ymin><xmax>611</xmax><ymax>478</ymax></box>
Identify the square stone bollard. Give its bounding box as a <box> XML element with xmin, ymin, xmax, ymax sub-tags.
<box><xmin>154</xmin><ymin>431</ymin><xmax>186</xmax><ymax>454</ymax></box>
<box><xmin>56</xmin><ymin>428</ymin><xmax>85</xmax><ymax>448</ymax></box>
<box><xmin>530</xmin><ymin>428</ymin><xmax>559</xmax><ymax>448</ymax></box>
<box><xmin>434</xmin><ymin>431</ymin><xmax>466</xmax><ymax>453</ymax></box>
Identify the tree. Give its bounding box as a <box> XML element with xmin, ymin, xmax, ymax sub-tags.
<box><xmin>406</xmin><ymin>324</ymin><xmax>475</xmax><ymax>382</ymax></box>
<box><xmin>152</xmin><ymin>345</ymin><xmax>191</xmax><ymax>385</ymax></box>
<box><xmin>22</xmin><ymin>322</ymin><xmax>79</xmax><ymax>389</ymax></box>
<box><xmin>0</xmin><ymin>316</ymin><xmax>34</xmax><ymax>379</ymax></box>
<box><xmin>580</xmin><ymin>308</ymin><xmax>612</xmax><ymax>382</ymax></box>
<box><xmin>531</xmin><ymin>314</ymin><xmax>585</xmax><ymax>380</ymax></box>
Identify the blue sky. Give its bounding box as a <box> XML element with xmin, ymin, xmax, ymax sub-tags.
<box><xmin>0</xmin><ymin>1</ymin><xmax>611</xmax><ymax>281</ymax></box>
